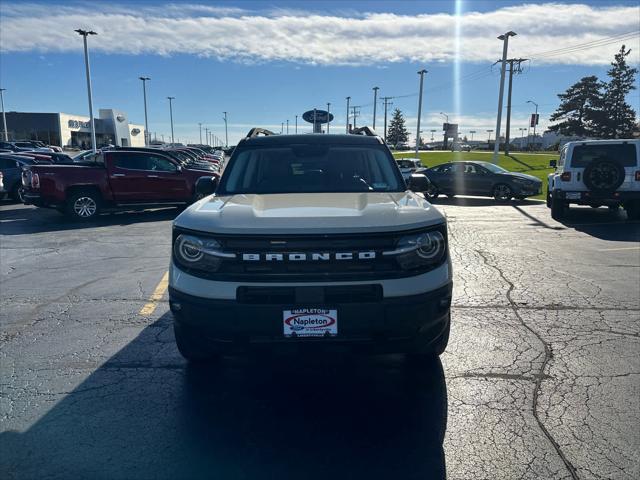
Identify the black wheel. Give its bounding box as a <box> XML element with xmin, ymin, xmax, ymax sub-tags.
<box><xmin>493</xmin><ymin>184</ymin><xmax>512</xmax><ymax>202</ymax></box>
<box><xmin>583</xmin><ymin>159</ymin><xmax>625</xmax><ymax>194</ymax></box>
<box><xmin>65</xmin><ymin>190</ymin><xmax>101</xmax><ymax>220</ymax></box>
<box><xmin>10</xmin><ymin>183</ymin><xmax>24</xmax><ymax>202</ymax></box>
<box><xmin>424</xmin><ymin>184</ymin><xmax>440</xmax><ymax>200</ymax></box>
<box><xmin>546</xmin><ymin>189</ymin><xmax>552</xmax><ymax>208</ymax></box>
<box><xmin>624</xmin><ymin>201</ymin><xmax>640</xmax><ymax>221</ymax></box>
<box><xmin>550</xmin><ymin>196</ymin><xmax>567</xmax><ymax>220</ymax></box>
<box><xmin>174</xmin><ymin>323</ymin><xmax>219</xmax><ymax>363</ymax></box>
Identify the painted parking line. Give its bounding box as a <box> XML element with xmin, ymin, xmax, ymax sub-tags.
<box><xmin>139</xmin><ymin>271</ymin><xmax>169</xmax><ymax>316</ymax></box>
<box><xmin>597</xmin><ymin>246</ymin><xmax>640</xmax><ymax>252</ymax></box>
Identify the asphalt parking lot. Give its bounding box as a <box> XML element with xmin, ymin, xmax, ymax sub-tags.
<box><xmin>1</xmin><ymin>199</ymin><xmax>639</xmax><ymax>480</ymax></box>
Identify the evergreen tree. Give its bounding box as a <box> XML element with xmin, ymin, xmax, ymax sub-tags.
<box><xmin>386</xmin><ymin>108</ymin><xmax>409</xmax><ymax>146</ymax></box>
<box><xmin>548</xmin><ymin>75</ymin><xmax>601</xmax><ymax>137</ymax></box>
<box><xmin>592</xmin><ymin>45</ymin><xmax>638</xmax><ymax>138</ymax></box>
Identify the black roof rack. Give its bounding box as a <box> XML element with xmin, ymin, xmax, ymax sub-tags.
<box><xmin>246</xmin><ymin>128</ymin><xmax>276</xmax><ymax>139</ymax></box>
<box><xmin>350</xmin><ymin>126</ymin><xmax>378</xmax><ymax>137</ymax></box>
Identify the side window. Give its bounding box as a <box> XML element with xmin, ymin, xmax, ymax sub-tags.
<box><xmin>148</xmin><ymin>155</ymin><xmax>177</xmax><ymax>172</ymax></box>
<box><xmin>114</xmin><ymin>153</ymin><xmax>149</xmax><ymax>170</ymax></box>
<box><xmin>559</xmin><ymin>147</ymin><xmax>567</xmax><ymax>168</ymax></box>
<box><xmin>463</xmin><ymin>164</ymin><xmax>478</xmax><ymax>174</ymax></box>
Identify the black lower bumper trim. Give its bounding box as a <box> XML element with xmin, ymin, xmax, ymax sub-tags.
<box><xmin>169</xmin><ymin>283</ymin><xmax>452</xmax><ymax>354</ymax></box>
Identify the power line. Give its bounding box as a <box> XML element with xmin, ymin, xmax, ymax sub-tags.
<box><xmin>525</xmin><ymin>30</ymin><xmax>639</xmax><ymax>59</ymax></box>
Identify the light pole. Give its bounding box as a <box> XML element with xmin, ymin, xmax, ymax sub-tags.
<box><xmin>75</xmin><ymin>29</ymin><xmax>98</xmax><ymax>152</ymax></box>
<box><xmin>167</xmin><ymin>97</ymin><xmax>175</xmax><ymax>144</ymax></box>
<box><xmin>519</xmin><ymin>127</ymin><xmax>526</xmax><ymax>150</ymax></box>
<box><xmin>139</xmin><ymin>76</ymin><xmax>150</xmax><ymax>146</ymax></box>
<box><xmin>286</xmin><ymin>119</ymin><xmax>289</xmax><ymax>134</ymax></box>
<box><xmin>415</xmin><ymin>69</ymin><xmax>427</xmax><ymax>156</ymax></box>
<box><xmin>281</xmin><ymin>122</ymin><xmax>284</xmax><ymax>134</ymax></box>
<box><xmin>0</xmin><ymin>88</ymin><xmax>7</xmax><ymax>141</ymax></box>
<box><xmin>430</xmin><ymin>129</ymin><xmax>436</xmax><ymax>142</ymax></box>
<box><xmin>470</xmin><ymin>130</ymin><xmax>476</xmax><ymax>142</ymax></box>
<box><xmin>527</xmin><ymin>100</ymin><xmax>539</xmax><ymax>151</ymax></box>
<box><xmin>487</xmin><ymin>129</ymin><xmax>494</xmax><ymax>144</ymax></box>
<box><xmin>204</xmin><ymin>127</ymin><xmax>209</xmax><ymax>146</ymax></box>
<box><xmin>372</xmin><ymin>86</ymin><xmax>379</xmax><ymax>130</ymax></box>
<box><xmin>198</xmin><ymin>123</ymin><xmax>202</xmax><ymax>144</ymax></box>
<box><xmin>223</xmin><ymin>112</ymin><xmax>228</xmax><ymax>147</ymax></box>
<box><xmin>440</xmin><ymin>112</ymin><xmax>449</xmax><ymax>150</ymax></box>
<box><xmin>345</xmin><ymin>96</ymin><xmax>351</xmax><ymax>133</ymax></box>
<box><xmin>493</xmin><ymin>31</ymin><xmax>517</xmax><ymax>163</ymax></box>
<box><xmin>326</xmin><ymin>102</ymin><xmax>331</xmax><ymax>134</ymax></box>
<box><xmin>295</xmin><ymin>115</ymin><xmax>298</xmax><ymax>134</ymax></box>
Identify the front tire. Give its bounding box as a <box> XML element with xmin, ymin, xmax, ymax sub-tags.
<box><xmin>174</xmin><ymin>323</ymin><xmax>220</xmax><ymax>363</ymax></box>
<box><xmin>493</xmin><ymin>184</ymin><xmax>513</xmax><ymax>202</ymax></box>
<box><xmin>550</xmin><ymin>195</ymin><xmax>567</xmax><ymax>220</ymax></box>
<box><xmin>65</xmin><ymin>190</ymin><xmax>101</xmax><ymax>220</ymax></box>
<box><xmin>10</xmin><ymin>183</ymin><xmax>24</xmax><ymax>203</ymax></box>
<box><xmin>407</xmin><ymin>316</ymin><xmax>451</xmax><ymax>359</ymax></box>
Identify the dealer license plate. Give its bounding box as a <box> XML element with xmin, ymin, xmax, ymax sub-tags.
<box><xmin>566</xmin><ymin>192</ymin><xmax>581</xmax><ymax>199</ymax></box>
<box><xmin>283</xmin><ymin>308</ymin><xmax>338</xmax><ymax>338</ymax></box>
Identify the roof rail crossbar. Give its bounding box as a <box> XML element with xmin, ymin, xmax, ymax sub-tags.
<box><xmin>246</xmin><ymin>128</ymin><xmax>276</xmax><ymax>139</ymax></box>
<box><xmin>350</xmin><ymin>126</ymin><xmax>378</xmax><ymax>137</ymax></box>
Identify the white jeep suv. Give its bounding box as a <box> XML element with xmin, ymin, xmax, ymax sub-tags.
<box><xmin>547</xmin><ymin>139</ymin><xmax>640</xmax><ymax>221</ymax></box>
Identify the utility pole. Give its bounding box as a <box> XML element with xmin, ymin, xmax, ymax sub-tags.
<box><xmin>295</xmin><ymin>115</ymin><xmax>298</xmax><ymax>134</ymax></box>
<box><xmin>75</xmin><ymin>29</ymin><xmax>98</xmax><ymax>152</ymax></box>
<box><xmin>139</xmin><ymin>77</ymin><xmax>150</xmax><ymax>146</ymax></box>
<box><xmin>286</xmin><ymin>119</ymin><xmax>289</xmax><ymax>134</ymax></box>
<box><xmin>351</xmin><ymin>106</ymin><xmax>360</xmax><ymax>130</ymax></box>
<box><xmin>430</xmin><ymin>129</ymin><xmax>436</xmax><ymax>142</ymax></box>
<box><xmin>198</xmin><ymin>123</ymin><xmax>202</xmax><ymax>144</ymax></box>
<box><xmin>493</xmin><ymin>31</ymin><xmax>517</xmax><ymax>163</ymax></box>
<box><xmin>345</xmin><ymin>96</ymin><xmax>351</xmax><ymax>133</ymax></box>
<box><xmin>382</xmin><ymin>97</ymin><xmax>393</xmax><ymax>142</ymax></box>
<box><xmin>0</xmin><ymin>88</ymin><xmax>7</xmax><ymax>141</ymax></box>
<box><xmin>527</xmin><ymin>100</ymin><xmax>539</xmax><ymax>151</ymax></box>
<box><xmin>415</xmin><ymin>69</ymin><xmax>427</xmax><ymax>157</ymax></box>
<box><xmin>167</xmin><ymin>97</ymin><xmax>175</xmax><ymax>144</ymax></box>
<box><xmin>326</xmin><ymin>102</ymin><xmax>331</xmax><ymax>134</ymax></box>
<box><xmin>487</xmin><ymin>129</ymin><xmax>494</xmax><ymax>145</ymax></box>
<box><xmin>372</xmin><ymin>87</ymin><xmax>379</xmax><ymax>130</ymax></box>
<box><xmin>204</xmin><ymin>127</ymin><xmax>209</xmax><ymax>146</ymax></box>
<box><xmin>223</xmin><ymin>111</ymin><xmax>228</xmax><ymax>147</ymax></box>
<box><xmin>501</xmin><ymin>58</ymin><xmax>527</xmax><ymax>155</ymax></box>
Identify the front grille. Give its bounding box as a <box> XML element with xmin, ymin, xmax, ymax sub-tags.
<box><xmin>174</xmin><ymin>227</ymin><xmax>445</xmax><ymax>282</ymax></box>
<box><xmin>237</xmin><ymin>285</ymin><xmax>383</xmax><ymax>304</ymax></box>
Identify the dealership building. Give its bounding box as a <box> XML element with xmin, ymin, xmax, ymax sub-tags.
<box><xmin>4</xmin><ymin>109</ymin><xmax>145</xmax><ymax>149</ymax></box>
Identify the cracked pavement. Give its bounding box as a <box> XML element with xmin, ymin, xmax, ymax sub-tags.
<box><xmin>1</xmin><ymin>200</ymin><xmax>639</xmax><ymax>479</ymax></box>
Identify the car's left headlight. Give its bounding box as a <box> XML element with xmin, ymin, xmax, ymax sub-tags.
<box><xmin>173</xmin><ymin>233</ymin><xmax>234</xmax><ymax>273</ymax></box>
<box><xmin>384</xmin><ymin>229</ymin><xmax>447</xmax><ymax>271</ymax></box>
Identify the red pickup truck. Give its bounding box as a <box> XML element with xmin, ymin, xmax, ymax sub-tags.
<box><xmin>22</xmin><ymin>149</ymin><xmax>218</xmax><ymax>220</ymax></box>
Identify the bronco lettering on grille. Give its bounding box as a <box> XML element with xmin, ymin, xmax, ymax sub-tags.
<box><xmin>241</xmin><ymin>252</ymin><xmax>376</xmax><ymax>261</ymax></box>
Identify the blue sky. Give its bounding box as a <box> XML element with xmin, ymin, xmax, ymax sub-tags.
<box><xmin>1</xmin><ymin>1</ymin><xmax>638</xmax><ymax>144</ymax></box>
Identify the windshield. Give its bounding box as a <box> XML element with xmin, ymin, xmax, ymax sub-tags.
<box><xmin>481</xmin><ymin>163</ymin><xmax>508</xmax><ymax>174</ymax></box>
<box><xmin>218</xmin><ymin>145</ymin><xmax>403</xmax><ymax>194</ymax></box>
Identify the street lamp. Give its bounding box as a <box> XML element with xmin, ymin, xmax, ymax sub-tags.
<box><xmin>469</xmin><ymin>130</ymin><xmax>476</xmax><ymax>142</ymax></box>
<box><xmin>167</xmin><ymin>96</ymin><xmax>175</xmax><ymax>144</ymax></box>
<box><xmin>486</xmin><ymin>129</ymin><xmax>494</xmax><ymax>143</ymax></box>
<box><xmin>439</xmin><ymin>112</ymin><xmax>449</xmax><ymax>123</ymax></box>
<box><xmin>204</xmin><ymin>127</ymin><xmax>209</xmax><ymax>146</ymax></box>
<box><xmin>527</xmin><ymin>100</ymin><xmax>539</xmax><ymax>151</ymax></box>
<box><xmin>75</xmin><ymin>29</ymin><xmax>98</xmax><ymax>152</ymax></box>
<box><xmin>372</xmin><ymin>87</ymin><xmax>379</xmax><ymax>130</ymax></box>
<box><xmin>416</xmin><ymin>69</ymin><xmax>427</xmax><ymax>156</ymax></box>
<box><xmin>295</xmin><ymin>115</ymin><xmax>298</xmax><ymax>134</ymax></box>
<box><xmin>223</xmin><ymin>112</ymin><xmax>228</xmax><ymax>148</ymax></box>
<box><xmin>430</xmin><ymin>129</ymin><xmax>436</xmax><ymax>141</ymax></box>
<box><xmin>345</xmin><ymin>96</ymin><xmax>351</xmax><ymax>133</ymax></box>
<box><xmin>198</xmin><ymin>122</ymin><xmax>202</xmax><ymax>144</ymax></box>
<box><xmin>326</xmin><ymin>102</ymin><xmax>331</xmax><ymax>134</ymax></box>
<box><xmin>493</xmin><ymin>30</ymin><xmax>517</xmax><ymax>163</ymax></box>
<box><xmin>0</xmin><ymin>88</ymin><xmax>7</xmax><ymax>141</ymax></box>
<box><xmin>139</xmin><ymin>76</ymin><xmax>150</xmax><ymax>146</ymax></box>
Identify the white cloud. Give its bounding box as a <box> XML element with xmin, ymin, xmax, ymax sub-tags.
<box><xmin>1</xmin><ymin>2</ymin><xmax>638</xmax><ymax>65</ymax></box>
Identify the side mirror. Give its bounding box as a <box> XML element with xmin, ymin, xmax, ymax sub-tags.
<box><xmin>549</xmin><ymin>159</ymin><xmax>557</xmax><ymax>168</ymax></box>
<box><xmin>407</xmin><ymin>173</ymin><xmax>430</xmax><ymax>192</ymax></box>
<box><xmin>195</xmin><ymin>176</ymin><xmax>218</xmax><ymax>197</ymax></box>
<box><xmin>176</xmin><ymin>165</ymin><xmax>183</xmax><ymax>172</ymax></box>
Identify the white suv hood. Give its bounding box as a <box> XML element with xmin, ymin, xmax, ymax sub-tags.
<box><xmin>175</xmin><ymin>192</ymin><xmax>445</xmax><ymax>234</ymax></box>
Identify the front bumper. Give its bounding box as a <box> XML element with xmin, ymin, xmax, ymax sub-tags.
<box><xmin>513</xmin><ymin>183</ymin><xmax>542</xmax><ymax>197</ymax></box>
<box><xmin>169</xmin><ymin>282</ymin><xmax>452</xmax><ymax>355</ymax></box>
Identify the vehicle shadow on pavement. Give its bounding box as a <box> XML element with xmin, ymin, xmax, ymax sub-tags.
<box><xmin>429</xmin><ymin>196</ymin><xmax>543</xmax><ymax>207</ymax></box>
<box><xmin>0</xmin><ymin>313</ymin><xmax>448</xmax><ymax>480</ymax></box>
<box><xmin>554</xmin><ymin>207</ymin><xmax>640</xmax><ymax>241</ymax></box>
<box><xmin>0</xmin><ymin>205</ymin><xmax>179</xmax><ymax>235</ymax></box>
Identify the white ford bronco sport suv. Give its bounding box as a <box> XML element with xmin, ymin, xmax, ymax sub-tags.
<box><xmin>547</xmin><ymin>139</ymin><xmax>640</xmax><ymax>221</ymax></box>
<box><xmin>169</xmin><ymin>128</ymin><xmax>452</xmax><ymax>362</ymax></box>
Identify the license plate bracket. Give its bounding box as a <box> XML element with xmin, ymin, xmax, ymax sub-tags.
<box><xmin>283</xmin><ymin>308</ymin><xmax>338</xmax><ymax>338</ymax></box>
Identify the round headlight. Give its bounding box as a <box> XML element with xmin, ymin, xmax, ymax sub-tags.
<box><xmin>175</xmin><ymin>235</ymin><xmax>205</xmax><ymax>262</ymax></box>
<box><xmin>415</xmin><ymin>231</ymin><xmax>445</xmax><ymax>259</ymax></box>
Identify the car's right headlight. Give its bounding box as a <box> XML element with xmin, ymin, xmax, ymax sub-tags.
<box><xmin>173</xmin><ymin>234</ymin><xmax>234</xmax><ymax>272</ymax></box>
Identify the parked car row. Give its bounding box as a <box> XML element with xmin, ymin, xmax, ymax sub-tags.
<box><xmin>19</xmin><ymin>146</ymin><xmax>223</xmax><ymax>219</ymax></box>
<box><xmin>0</xmin><ymin>140</ymin><xmax>62</xmax><ymax>153</ymax></box>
